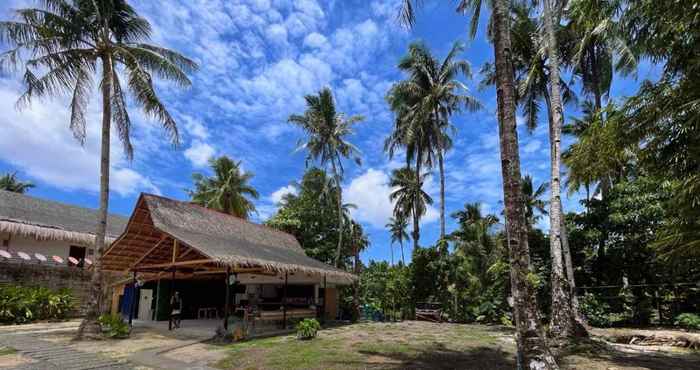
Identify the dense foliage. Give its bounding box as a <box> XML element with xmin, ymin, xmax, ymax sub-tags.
<box><xmin>189</xmin><ymin>156</ymin><xmax>259</xmax><ymax>219</ymax></box>
<box><xmin>0</xmin><ymin>172</ymin><xmax>35</xmax><ymax>193</ymax></box>
<box><xmin>98</xmin><ymin>314</ymin><xmax>130</xmax><ymax>338</ymax></box>
<box><xmin>295</xmin><ymin>318</ymin><xmax>321</xmax><ymax>340</ymax></box>
<box><xmin>267</xmin><ymin>168</ymin><xmax>359</xmax><ymax>268</ymax></box>
<box><xmin>0</xmin><ymin>286</ymin><xmax>73</xmax><ymax>324</ymax></box>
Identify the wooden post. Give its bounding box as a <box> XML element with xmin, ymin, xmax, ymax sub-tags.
<box><xmin>128</xmin><ymin>270</ymin><xmax>137</xmax><ymax>326</ymax></box>
<box><xmin>154</xmin><ymin>277</ymin><xmax>161</xmax><ymax>321</ymax></box>
<box><xmin>169</xmin><ymin>267</ymin><xmax>176</xmax><ymax>330</ymax></box>
<box><xmin>322</xmin><ymin>274</ymin><xmax>327</xmax><ymax>324</ymax></box>
<box><xmin>169</xmin><ymin>239</ymin><xmax>178</xmax><ymax>331</ymax></box>
<box><xmin>224</xmin><ymin>266</ymin><xmax>231</xmax><ymax>331</ymax></box>
<box><xmin>232</xmin><ymin>272</ymin><xmax>238</xmax><ymax>316</ymax></box>
<box><xmin>282</xmin><ymin>272</ymin><xmax>288</xmax><ymax>329</ymax></box>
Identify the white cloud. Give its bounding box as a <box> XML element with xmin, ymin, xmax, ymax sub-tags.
<box><xmin>344</xmin><ymin>168</ymin><xmax>438</xmax><ymax>229</ymax></box>
<box><xmin>303</xmin><ymin>32</ymin><xmax>328</xmax><ymax>49</ymax></box>
<box><xmin>523</xmin><ymin>139</ymin><xmax>542</xmax><ymax>154</ymax></box>
<box><xmin>265</xmin><ymin>23</ymin><xmax>288</xmax><ymax>45</ymax></box>
<box><xmin>269</xmin><ymin>184</ymin><xmax>297</xmax><ymax>204</ymax></box>
<box><xmin>184</xmin><ymin>140</ymin><xmax>216</xmax><ymax>168</ymax></box>
<box><xmin>181</xmin><ymin>114</ymin><xmax>209</xmax><ymax>140</ymax></box>
<box><xmin>0</xmin><ymin>80</ymin><xmax>159</xmax><ymax>197</ymax></box>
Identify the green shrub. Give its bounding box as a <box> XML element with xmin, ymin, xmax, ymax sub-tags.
<box><xmin>0</xmin><ymin>286</ymin><xmax>74</xmax><ymax>324</ymax></box>
<box><xmin>580</xmin><ymin>293</ymin><xmax>615</xmax><ymax>327</ymax></box>
<box><xmin>675</xmin><ymin>313</ymin><xmax>700</xmax><ymax>330</ymax></box>
<box><xmin>98</xmin><ymin>314</ymin><xmax>130</xmax><ymax>338</ymax></box>
<box><xmin>296</xmin><ymin>318</ymin><xmax>321</xmax><ymax>340</ymax></box>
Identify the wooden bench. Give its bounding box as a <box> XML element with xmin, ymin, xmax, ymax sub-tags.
<box><xmin>255</xmin><ymin>308</ymin><xmax>316</xmax><ymax>322</ymax></box>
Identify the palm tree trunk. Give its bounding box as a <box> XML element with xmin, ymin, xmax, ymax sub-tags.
<box><xmin>77</xmin><ymin>52</ymin><xmax>113</xmax><ymax>339</ymax></box>
<box><xmin>560</xmin><ymin>211</ymin><xmax>587</xmax><ymax>332</ymax></box>
<box><xmin>438</xmin><ymin>149</ymin><xmax>446</xmax><ymax>242</ymax></box>
<box><xmin>491</xmin><ymin>0</ymin><xmax>557</xmax><ymax>367</ymax></box>
<box><xmin>353</xmin><ymin>242</ymin><xmax>360</xmax><ymax>322</ymax></box>
<box><xmin>543</xmin><ymin>0</ymin><xmax>574</xmax><ymax>340</ymax></box>
<box><xmin>400</xmin><ymin>241</ymin><xmax>405</xmax><ymax>265</ymax></box>
<box><xmin>590</xmin><ymin>44</ymin><xmax>602</xmax><ymax>111</ymax></box>
<box><xmin>413</xmin><ymin>150</ymin><xmax>422</xmax><ymax>251</ymax></box>
<box><xmin>331</xmin><ymin>158</ymin><xmax>344</xmax><ymax>268</ymax></box>
<box><xmin>436</xmin><ymin>108</ymin><xmax>446</xmax><ymax>242</ymax></box>
<box><xmin>390</xmin><ymin>243</ymin><xmax>394</xmax><ymax>266</ymax></box>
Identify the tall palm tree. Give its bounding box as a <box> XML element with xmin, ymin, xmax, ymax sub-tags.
<box><xmin>481</xmin><ymin>0</ymin><xmax>582</xmax><ymax>341</ymax></box>
<box><xmin>521</xmin><ymin>175</ymin><xmax>548</xmax><ymax>229</ymax></box>
<box><xmin>349</xmin><ymin>220</ymin><xmax>369</xmax><ymax>322</ymax></box>
<box><xmin>189</xmin><ymin>156</ymin><xmax>260</xmax><ymax>219</ymax></box>
<box><xmin>541</xmin><ymin>0</ymin><xmax>576</xmax><ymax>338</ymax></box>
<box><xmin>567</xmin><ymin>0</ymin><xmax>636</xmax><ymax>110</ymax></box>
<box><xmin>0</xmin><ymin>172</ymin><xmax>35</xmax><ymax>193</ymax></box>
<box><xmin>390</xmin><ymin>42</ymin><xmax>481</xmax><ymax>240</ymax></box>
<box><xmin>389</xmin><ymin>167</ymin><xmax>432</xmax><ymax>251</ymax></box>
<box><xmin>386</xmin><ymin>216</ymin><xmax>409</xmax><ymax>265</ymax></box>
<box><xmin>398</xmin><ymin>1</ymin><xmax>557</xmax><ymax>367</ymax></box>
<box><xmin>289</xmin><ymin>87</ymin><xmax>363</xmax><ymax>268</ymax></box>
<box><xmin>0</xmin><ymin>0</ymin><xmax>197</xmax><ymax>338</ymax></box>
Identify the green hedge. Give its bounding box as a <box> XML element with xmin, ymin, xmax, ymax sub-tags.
<box><xmin>0</xmin><ymin>285</ymin><xmax>74</xmax><ymax>324</ymax></box>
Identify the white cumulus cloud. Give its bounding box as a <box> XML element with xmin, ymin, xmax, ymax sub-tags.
<box><xmin>184</xmin><ymin>140</ymin><xmax>216</xmax><ymax>168</ymax></box>
<box><xmin>344</xmin><ymin>168</ymin><xmax>438</xmax><ymax>230</ymax></box>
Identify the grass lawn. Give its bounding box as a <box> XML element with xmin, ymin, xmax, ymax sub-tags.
<box><xmin>0</xmin><ymin>346</ymin><xmax>17</xmax><ymax>356</ymax></box>
<box><xmin>212</xmin><ymin>321</ymin><xmax>700</xmax><ymax>370</ymax></box>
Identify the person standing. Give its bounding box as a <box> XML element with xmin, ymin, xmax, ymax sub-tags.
<box><xmin>171</xmin><ymin>291</ymin><xmax>183</xmax><ymax>329</ymax></box>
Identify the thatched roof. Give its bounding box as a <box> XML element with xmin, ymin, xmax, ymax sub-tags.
<box><xmin>101</xmin><ymin>194</ymin><xmax>356</xmax><ymax>283</ymax></box>
<box><xmin>0</xmin><ymin>190</ymin><xmax>128</xmax><ymax>246</ymax></box>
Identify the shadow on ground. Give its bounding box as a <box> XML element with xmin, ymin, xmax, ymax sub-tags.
<box><xmin>559</xmin><ymin>339</ymin><xmax>700</xmax><ymax>370</ymax></box>
<box><xmin>345</xmin><ymin>343</ymin><xmax>515</xmax><ymax>369</ymax></box>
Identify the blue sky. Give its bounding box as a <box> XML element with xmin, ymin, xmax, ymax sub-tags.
<box><xmin>0</xmin><ymin>0</ymin><xmax>659</xmax><ymax>264</ymax></box>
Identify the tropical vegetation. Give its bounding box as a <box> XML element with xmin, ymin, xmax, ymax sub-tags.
<box><xmin>189</xmin><ymin>156</ymin><xmax>259</xmax><ymax>219</ymax></box>
<box><xmin>288</xmin><ymin>87</ymin><xmax>363</xmax><ymax>268</ymax></box>
<box><xmin>0</xmin><ymin>172</ymin><xmax>35</xmax><ymax>193</ymax></box>
<box><xmin>0</xmin><ymin>0</ymin><xmax>196</xmax><ymax>338</ymax></box>
<box><xmin>2</xmin><ymin>0</ymin><xmax>699</xmax><ymax>367</ymax></box>
<box><xmin>0</xmin><ymin>285</ymin><xmax>73</xmax><ymax>324</ymax></box>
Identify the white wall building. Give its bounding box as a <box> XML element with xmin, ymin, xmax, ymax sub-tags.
<box><xmin>0</xmin><ymin>190</ymin><xmax>127</xmax><ymax>266</ymax></box>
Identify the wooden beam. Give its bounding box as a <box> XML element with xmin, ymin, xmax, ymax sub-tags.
<box><xmin>131</xmin><ymin>236</ymin><xmax>168</xmax><ymax>268</ymax></box>
<box><xmin>133</xmin><ymin>259</ymin><xmax>214</xmax><ymax>270</ymax></box>
<box><xmin>172</xmin><ymin>239</ymin><xmax>178</xmax><ymax>263</ymax></box>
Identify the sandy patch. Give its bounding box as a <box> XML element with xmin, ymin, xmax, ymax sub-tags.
<box><xmin>162</xmin><ymin>342</ymin><xmax>229</xmax><ymax>365</ymax></box>
<box><xmin>0</xmin><ymin>353</ymin><xmax>35</xmax><ymax>368</ymax></box>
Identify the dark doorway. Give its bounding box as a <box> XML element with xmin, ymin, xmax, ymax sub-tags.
<box><xmin>69</xmin><ymin>245</ymin><xmax>86</xmax><ymax>267</ymax></box>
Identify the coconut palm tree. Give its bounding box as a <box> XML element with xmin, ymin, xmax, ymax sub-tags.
<box><xmin>398</xmin><ymin>1</ymin><xmax>557</xmax><ymax>367</ymax></box>
<box><xmin>189</xmin><ymin>156</ymin><xmax>260</xmax><ymax>219</ymax></box>
<box><xmin>0</xmin><ymin>0</ymin><xmax>197</xmax><ymax>338</ymax></box>
<box><xmin>521</xmin><ymin>175</ymin><xmax>549</xmax><ymax>229</ymax></box>
<box><xmin>349</xmin><ymin>220</ymin><xmax>369</xmax><ymax>322</ymax></box>
<box><xmin>0</xmin><ymin>172</ymin><xmax>35</xmax><ymax>193</ymax></box>
<box><xmin>567</xmin><ymin>0</ymin><xmax>636</xmax><ymax>110</ymax></box>
<box><xmin>390</xmin><ymin>42</ymin><xmax>481</xmax><ymax>240</ymax></box>
<box><xmin>386</xmin><ymin>216</ymin><xmax>409</xmax><ymax>265</ymax></box>
<box><xmin>389</xmin><ymin>167</ymin><xmax>432</xmax><ymax>251</ymax></box>
<box><xmin>289</xmin><ymin>87</ymin><xmax>363</xmax><ymax>268</ymax></box>
<box><xmin>540</xmin><ymin>0</ymin><xmax>576</xmax><ymax>338</ymax></box>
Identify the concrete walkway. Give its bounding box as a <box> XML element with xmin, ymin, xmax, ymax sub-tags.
<box><xmin>0</xmin><ymin>320</ymin><xmax>222</xmax><ymax>370</ymax></box>
<box><xmin>0</xmin><ymin>332</ymin><xmax>133</xmax><ymax>370</ymax></box>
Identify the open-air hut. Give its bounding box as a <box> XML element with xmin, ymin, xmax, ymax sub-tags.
<box><xmin>101</xmin><ymin>193</ymin><xmax>356</xmax><ymax>332</ymax></box>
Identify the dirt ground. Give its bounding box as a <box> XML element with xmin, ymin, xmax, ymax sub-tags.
<box><xmin>2</xmin><ymin>320</ymin><xmax>698</xmax><ymax>369</ymax></box>
<box><xmin>211</xmin><ymin>321</ymin><xmax>700</xmax><ymax>370</ymax></box>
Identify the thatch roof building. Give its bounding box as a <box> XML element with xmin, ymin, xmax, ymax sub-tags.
<box><xmin>101</xmin><ymin>193</ymin><xmax>355</xmax><ymax>283</ymax></box>
<box><xmin>0</xmin><ymin>190</ymin><xmax>128</xmax><ymax>246</ymax></box>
